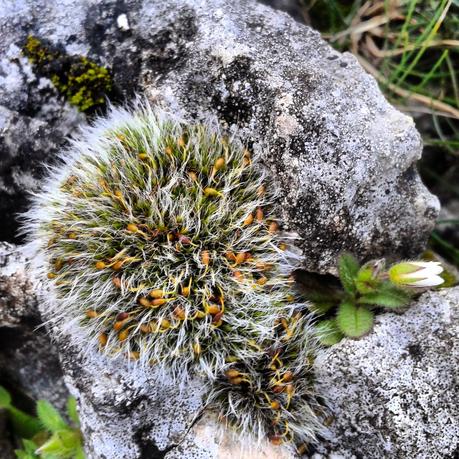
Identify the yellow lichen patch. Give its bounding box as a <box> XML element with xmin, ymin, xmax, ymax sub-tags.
<box><xmin>22</xmin><ymin>36</ymin><xmax>113</xmax><ymax>113</ymax></box>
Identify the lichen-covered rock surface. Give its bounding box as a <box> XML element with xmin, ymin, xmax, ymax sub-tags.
<box><xmin>0</xmin><ymin>0</ymin><xmax>439</xmax><ymax>272</ymax></box>
<box><xmin>314</xmin><ymin>287</ymin><xmax>459</xmax><ymax>459</ymax></box>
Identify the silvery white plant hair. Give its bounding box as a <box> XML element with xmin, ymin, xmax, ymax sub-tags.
<box><xmin>21</xmin><ymin>98</ymin><xmax>324</xmax><ymax>449</ymax></box>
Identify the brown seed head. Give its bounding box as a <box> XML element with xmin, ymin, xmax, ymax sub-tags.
<box><xmin>151</xmin><ymin>298</ymin><xmax>168</xmax><ymax>307</ymax></box>
<box><xmin>201</xmin><ymin>250</ymin><xmax>210</xmax><ymax>266</ymax></box>
<box><xmin>235</xmin><ymin>252</ymin><xmax>246</xmax><ymax>265</ymax></box>
<box><xmin>213</xmin><ymin>157</ymin><xmax>225</xmax><ymax>171</ymax></box>
<box><xmin>225</xmin><ymin>368</ymin><xmax>240</xmax><ymax>379</ymax></box>
<box><xmin>112</xmin><ymin>261</ymin><xmax>123</xmax><ymax>271</ymax></box>
<box><xmin>149</xmin><ymin>289</ymin><xmax>164</xmax><ymax>299</ymax></box>
<box><xmin>269</xmin><ymin>435</ymin><xmax>283</xmax><ymax>446</ymax></box>
<box><xmin>98</xmin><ymin>333</ymin><xmax>108</xmax><ymax>346</ymax></box>
<box><xmin>113</xmin><ymin>321</ymin><xmax>125</xmax><ymax>331</ymax></box>
<box><xmin>270</xmin><ymin>400</ymin><xmax>281</xmax><ymax>410</ymax></box>
<box><xmin>173</xmin><ymin>306</ymin><xmax>186</xmax><ymax>320</ymax></box>
<box><xmin>138</xmin><ymin>297</ymin><xmax>151</xmax><ymax>307</ymax></box>
<box><xmin>269</xmin><ymin>221</ymin><xmax>279</xmax><ymax>234</ymax></box>
<box><xmin>112</xmin><ymin>277</ymin><xmax>122</xmax><ymax>289</ymax></box>
<box><xmin>256</xmin><ymin>208</ymin><xmax>264</xmax><ymax>222</ymax></box>
<box><xmin>243</xmin><ymin>213</ymin><xmax>254</xmax><ymax>226</ymax></box>
<box><xmin>160</xmin><ymin>318</ymin><xmax>171</xmax><ymax>329</ymax></box>
<box><xmin>116</xmin><ymin>312</ymin><xmax>129</xmax><ymax>321</ymax></box>
<box><xmin>207</xmin><ymin>304</ymin><xmax>220</xmax><ymax>315</ymax></box>
<box><xmin>118</xmin><ymin>329</ymin><xmax>129</xmax><ymax>341</ymax></box>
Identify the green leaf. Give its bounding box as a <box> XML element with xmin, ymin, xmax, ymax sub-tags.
<box><xmin>315</xmin><ymin>319</ymin><xmax>344</xmax><ymax>346</ymax></box>
<box><xmin>355</xmin><ymin>264</ymin><xmax>381</xmax><ymax>294</ymax></box>
<box><xmin>359</xmin><ymin>283</ymin><xmax>411</xmax><ymax>308</ymax></box>
<box><xmin>338</xmin><ymin>253</ymin><xmax>360</xmax><ymax>294</ymax></box>
<box><xmin>66</xmin><ymin>397</ymin><xmax>79</xmax><ymax>426</ymax></box>
<box><xmin>36</xmin><ymin>401</ymin><xmax>68</xmax><ymax>433</ymax></box>
<box><xmin>308</xmin><ymin>300</ymin><xmax>336</xmax><ymax>315</ymax></box>
<box><xmin>336</xmin><ymin>300</ymin><xmax>374</xmax><ymax>338</ymax></box>
<box><xmin>14</xmin><ymin>439</ymin><xmax>39</xmax><ymax>459</ymax></box>
<box><xmin>37</xmin><ymin>430</ymin><xmax>82</xmax><ymax>457</ymax></box>
<box><xmin>0</xmin><ymin>385</ymin><xmax>12</xmax><ymax>408</ymax></box>
<box><xmin>1</xmin><ymin>392</ymin><xmax>43</xmax><ymax>439</ymax></box>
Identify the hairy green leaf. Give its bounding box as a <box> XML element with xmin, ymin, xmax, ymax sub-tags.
<box><xmin>37</xmin><ymin>430</ymin><xmax>82</xmax><ymax>458</ymax></box>
<box><xmin>0</xmin><ymin>385</ymin><xmax>12</xmax><ymax>408</ymax></box>
<box><xmin>315</xmin><ymin>319</ymin><xmax>344</xmax><ymax>346</ymax></box>
<box><xmin>0</xmin><ymin>388</ymin><xmax>42</xmax><ymax>438</ymax></box>
<box><xmin>355</xmin><ymin>264</ymin><xmax>382</xmax><ymax>294</ymax></box>
<box><xmin>36</xmin><ymin>400</ymin><xmax>68</xmax><ymax>433</ymax></box>
<box><xmin>66</xmin><ymin>397</ymin><xmax>79</xmax><ymax>426</ymax></box>
<box><xmin>336</xmin><ymin>300</ymin><xmax>374</xmax><ymax>338</ymax></box>
<box><xmin>14</xmin><ymin>439</ymin><xmax>39</xmax><ymax>459</ymax></box>
<box><xmin>338</xmin><ymin>253</ymin><xmax>360</xmax><ymax>294</ymax></box>
<box><xmin>359</xmin><ymin>284</ymin><xmax>411</xmax><ymax>308</ymax></box>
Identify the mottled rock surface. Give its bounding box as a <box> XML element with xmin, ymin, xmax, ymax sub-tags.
<box><xmin>315</xmin><ymin>287</ymin><xmax>459</xmax><ymax>459</ymax></box>
<box><xmin>0</xmin><ymin>0</ymin><xmax>438</xmax><ymax>272</ymax></box>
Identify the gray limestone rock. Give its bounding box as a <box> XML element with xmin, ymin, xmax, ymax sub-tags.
<box><xmin>314</xmin><ymin>287</ymin><xmax>459</xmax><ymax>459</ymax></box>
<box><xmin>0</xmin><ymin>0</ymin><xmax>439</xmax><ymax>272</ymax></box>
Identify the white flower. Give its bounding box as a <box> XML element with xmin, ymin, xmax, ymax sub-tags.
<box><xmin>388</xmin><ymin>261</ymin><xmax>444</xmax><ymax>287</ymax></box>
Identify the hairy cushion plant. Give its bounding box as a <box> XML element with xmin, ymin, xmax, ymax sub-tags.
<box><xmin>208</xmin><ymin>310</ymin><xmax>325</xmax><ymax>451</ymax></box>
<box><xmin>22</xmin><ymin>101</ymin><xmax>307</xmax><ymax>380</ymax></box>
<box><xmin>23</xmin><ymin>100</ymin><xmax>324</xmax><ymax>448</ymax></box>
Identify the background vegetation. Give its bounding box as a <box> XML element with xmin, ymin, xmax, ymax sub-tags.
<box><xmin>297</xmin><ymin>0</ymin><xmax>459</xmax><ymax>268</ymax></box>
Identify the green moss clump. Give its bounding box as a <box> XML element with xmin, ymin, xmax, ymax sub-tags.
<box><xmin>23</xmin><ymin>36</ymin><xmax>113</xmax><ymax>114</ymax></box>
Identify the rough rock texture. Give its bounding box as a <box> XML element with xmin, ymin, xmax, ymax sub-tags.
<box><xmin>0</xmin><ymin>0</ymin><xmax>439</xmax><ymax>272</ymax></box>
<box><xmin>315</xmin><ymin>287</ymin><xmax>459</xmax><ymax>459</ymax></box>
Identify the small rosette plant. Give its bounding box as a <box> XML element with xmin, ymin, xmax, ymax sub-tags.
<box><xmin>299</xmin><ymin>254</ymin><xmax>444</xmax><ymax>343</ymax></box>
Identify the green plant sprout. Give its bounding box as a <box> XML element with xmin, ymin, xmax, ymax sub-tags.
<box><xmin>301</xmin><ymin>254</ymin><xmax>444</xmax><ymax>344</ymax></box>
<box><xmin>0</xmin><ymin>386</ymin><xmax>84</xmax><ymax>459</ymax></box>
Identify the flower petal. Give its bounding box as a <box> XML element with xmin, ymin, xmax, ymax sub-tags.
<box><xmin>407</xmin><ymin>275</ymin><xmax>444</xmax><ymax>287</ymax></box>
<box><xmin>409</xmin><ymin>261</ymin><xmax>443</xmax><ymax>276</ymax></box>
